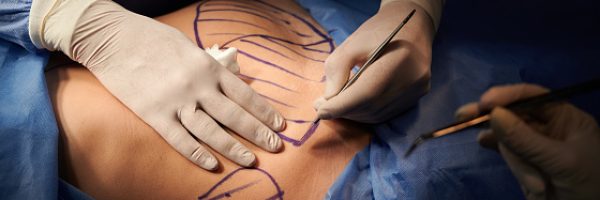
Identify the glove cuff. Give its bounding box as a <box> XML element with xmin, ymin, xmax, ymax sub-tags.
<box><xmin>380</xmin><ymin>0</ymin><xmax>444</xmax><ymax>30</ymax></box>
<box><xmin>30</xmin><ymin>0</ymin><xmax>96</xmax><ymax>53</ymax></box>
<box><xmin>28</xmin><ymin>0</ymin><xmax>55</xmax><ymax>50</ymax></box>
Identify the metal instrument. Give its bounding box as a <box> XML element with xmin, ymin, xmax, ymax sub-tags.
<box><xmin>403</xmin><ymin>78</ymin><xmax>600</xmax><ymax>158</ymax></box>
<box><xmin>312</xmin><ymin>9</ymin><xmax>417</xmax><ymax>124</ymax></box>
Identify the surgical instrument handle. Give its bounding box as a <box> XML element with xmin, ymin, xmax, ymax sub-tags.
<box><xmin>312</xmin><ymin>9</ymin><xmax>416</xmax><ymax>124</ymax></box>
<box><xmin>404</xmin><ymin>78</ymin><xmax>600</xmax><ymax>158</ymax></box>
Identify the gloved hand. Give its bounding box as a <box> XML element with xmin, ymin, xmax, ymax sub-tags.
<box><xmin>313</xmin><ymin>0</ymin><xmax>442</xmax><ymax>123</ymax></box>
<box><xmin>32</xmin><ymin>0</ymin><xmax>285</xmax><ymax>170</ymax></box>
<box><xmin>455</xmin><ymin>84</ymin><xmax>600</xmax><ymax>200</ymax></box>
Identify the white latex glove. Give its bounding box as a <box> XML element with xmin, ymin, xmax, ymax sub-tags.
<box><xmin>205</xmin><ymin>44</ymin><xmax>240</xmax><ymax>74</ymax></box>
<box><xmin>455</xmin><ymin>84</ymin><xmax>600</xmax><ymax>200</ymax></box>
<box><xmin>313</xmin><ymin>0</ymin><xmax>440</xmax><ymax>123</ymax></box>
<box><xmin>31</xmin><ymin>0</ymin><xmax>285</xmax><ymax>170</ymax></box>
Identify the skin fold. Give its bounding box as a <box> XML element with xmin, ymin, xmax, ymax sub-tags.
<box><xmin>46</xmin><ymin>0</ymin><xmax>370</xmax><ymax>199</ymax></box>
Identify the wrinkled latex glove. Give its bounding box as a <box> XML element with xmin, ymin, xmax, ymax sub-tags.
<box><xmin>455</xmin><ymin>84</ymin><xmax>600</xmax><ymax>200</ymax></box>
<box><xmin>313</xmin><ymin>0</ymin><xmax>437</xmax><ymax>123</ymax></box>
<box><xmin>34</xmin><ymin>0</ymin><xmax>285</xmax><ymax>170</ymax></box>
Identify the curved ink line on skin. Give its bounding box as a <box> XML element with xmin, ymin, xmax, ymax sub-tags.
<box><xmin>209</xmin><ymin>0</ymin><xmax>290</xmax><ymax>15</ymax></box>
<box><xmin>196</xmin><ymin>0</ymin><xmax>335</xmax><ymax>53</ymax></box>
<box><xmin>247</xmin><ymin>0</ymin><xmax>329</xmax><ymax>38</ymax></box>
<box><xmin>200</xmin><ymin>8</ymin><xmax>279</xmax><ymax>24</ymax></box>
<box><xmin>209</xmin><ymin>34</ymin><xmax>325</xmax><ymax>62</ymax></box>
<box><xmin>238</xmin><ymin>73</ymin><xmax>297</xmax><ymax>93</ymax></box>
<box><xmin>263</xmin><ymin>38</ymin><xmax>325</xmax><ymax>59</ymax></box>
<box><xmin>221</xmin><ymin>34</ymin><xmax>332</xmax><ymax>60</ymax></box>
<box><xmin>197</xmin><ymin>168</ymin><xmax>284</xmax><ymax>200</ymax></box>
<box><xmin>263</xmin><ymin>38</ymin><xmax>333</xmax><ymax>53</ymax></box>
<box><xmin>266</xmin><ymin>192</ymin><xmax>285</xmax><ymax>200</ymax></box>
<box><xmin>197</xmin><ymin>19</ymin><xmax>269</xmax><ymax>31</ymax></box>
<box><xmin>252</xmin><ymin>0</ymin><xmax>334</xmax><ymax>51</ymax></box>
<box><xmin>194</xmin><ymin>2</ymin><xmax>204</xmax><ymax>48</ymax></box>
<box><xmin>196</xmin><ymin>3</ymin><xmax>330</xmax><ymax>79</ymax></box>
<box><xmin>207</xmin><ymin>33</ymin><xmax>244</xmax><ymax>36</ymax></box>
<box><xmin>194</xmin><ymin>0</ymin><xmax>324</xmax><ymax>146</ymax></box>
<box><xmin>206</xmin><ymin>180</ymin><xmax>260</xmax><ymax>200</ymax></box>
<box><xmin>285</xmin><ymin>118</ymin><xmax>311</xmax><ymax>123</ymax></box>
<box><xmin>239</xmin><ymin>39</ymin><xmax>295</xmax><ymax>61</ymax></box>
<box><xmin>220</xmin><ymin>34</ymin><xmax>330</xmax><ymax>52</ymax></box>
<box><xmin>237</xmin><ymin>50</ymin><xmax>321</xmax><ymax>82</ymax></box>
<box><xmin>204</xmin><ymin>1</ymin><xmax>281</xmax><ymax>14</ymax></box>
<box><xmin>201</xmin><ymin>2</ymin><xmax>332</xmax><ymax>49</ymax></box>
<box><xmin>302</xmin><ymin>46</ymin><xmax>331</xmax><ymax>54</ymax></box>
<box><xmin>258</xmin><ymin>93</ymin><xmax>296</xmax><ymax>108</ymax></box>
<box><xmin>260</xmin><ymin>38</ymin><xmax>325</xmax><ymax>63</ymax></box>
<box><xmin>291</xmin><ymin>30</ymin><xmax>311</xmax><ymax>38</ymax></box>
<box><xmin>200</xmin><ymin>9</ymin><xmax>313</xmax><ymax>37</ymax></box>
<box><xmin>276</xmin><ymin>120</ymin><xmax>320</xmax><ymax>146</ymax></box>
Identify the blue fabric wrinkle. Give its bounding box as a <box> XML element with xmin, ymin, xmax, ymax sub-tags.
<box><xmin>0</xmin><ymin>0</ymin><xmax>39</xmax><ymax>52</ymax></box>
<box><xmin>296</xmin><ymin>0</ymin><xmax>600</xmax><ymax>199</ymax></box>
<box><xmin>0</xmin><ymin>38</ymin><xmax>56</xmax><ymax>199</ymax></box>
<box><xmin>1</xmin><ymin>0</ymin><xmax>599</xmax><ymax>199</ymax></box>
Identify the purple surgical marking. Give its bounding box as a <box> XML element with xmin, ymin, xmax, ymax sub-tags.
<box><xmin>195</xmin><ymin>0</ymin><xmax>334</xmax><ymax>51</ymax></box>
<box><xmin>193</xmin><ymin>3</ymin><xmax>204</xmax><ymax>49</ymax></box>
<box><xmin>238</xmin><ymin>73</ymin><xmax>297</xmax><ymax>93</ymax></box>
<box><xmin>258</xmin><ymin>93</ymin><xmax>296</xmax><ymax>108</ymax></box>
<box><xmin>205</xmin><ymin>34</ymin><xmax>326</xmax><ymax>62</ymax></box>
<box><xmin>201</xmin><ymin>8</ymin><xmax>312</xmax><ymax>37</ymax></box>
<box><xmin>239</xmin><ymin>39</ymin><xmax>295</xmax><ymax>61</ymax></box>
<box><xmin>291</xmin><ymin>30</ymin><xmax>311</xmax><ymax>38</ymax></box>
<box><xmin>252</xmin><ymin>0</ymin><xmax>329</xmax><ymax>40</ymax></box>
<box><xmin>220</xmin><ymin>34</ymin><xmax>329</xmax><ymax>51</ymax></box>
<box><xmin>194</xmin><ymin>0</ymin><xmax>331</xmax><ymax>146</ymax></box>
<box><xmin>276</xmin><ymin>120</ymin><xmax>320</xmax><ymax>146</ymax></box>
<box><xmin>285</xmin><ymin>118</ymin><xmax>311</xmax><ymax>124</ymax></box>
<box><xmin>261</xmin><ymin>38</ymin><xmax>325</xmax><ymax>62</ymax></box>
<box><xmin>206</xmin><ymin>0</ymin><xmax>282</xmax><ymax>14</ymax></box>
<box><xmin>207</xmin><ymin>180</ymin><xmax>260</xmax><ymax>200</ymax></box>
<box><xmin>200</xmin><ymin>8</ymin><xmax>279</xmax><ymax>24</ymax></box>
<box><xmin>207</xmin><ymin>33</ymin><xmax>244</xmax><ymax>36</ymax></box>
<box><xmin>302</xmin><ymin>46</ymin><xmax>331</xmax><ymax>54</ymax></box>
<box><xmin>197</xmin><ymin>19</ymin><xmax>269</xmax><ymax>31</ymax></box>
<box><xmin>266</xmin><ymin>193</ymin><xmax>286</xmax><ymax>200</ymax></box>
<box><xmin>262</xmin><ymin>37</ymin><xmax>332</xmax><ymax>54</ymax></box>
<box><xmin>237</xmin><ymin>49</ymin><xmax>321</xmax><ymax>82</ymax></box>
<box><xmin>198</xmin><ymin>168</ymin><xmax>284</xmax><ymax>200</ymax></box>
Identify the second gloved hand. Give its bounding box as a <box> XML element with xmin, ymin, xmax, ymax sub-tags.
<box><xmin>313</xmin><ymin>0</ymin><xmax>437</xmax><ymax>123</ymax></box>
<box><xmin>456</xmin><ymin>84</ymin><xmax>600</xmax><ymax>200</ymax></box>
<box><xmin>35</xmin><ymin>0</ymin><xmax>285</xmax><ymax>170</ymax></box>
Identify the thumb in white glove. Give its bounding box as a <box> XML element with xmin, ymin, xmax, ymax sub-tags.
<box><xmin>456</xmin><ymin>84</ymin><xmax>600</xmax><ymax>200</ymax></box>
<box><xmin>33</xmin><ymin>0</ymin><xmax>285</xmax><ymax>170</ymax></box>
<box><xmin>313</xmin><ymin>1</ymin><xmax>434</xmax><ymax>123</ymax></box>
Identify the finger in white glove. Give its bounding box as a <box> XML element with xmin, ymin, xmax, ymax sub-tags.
<box><xmin>456</xmin><ymin>83</ymin><xmax>600</xmax><ymax>200</ymax></box>
<box><xmin>314</xmin><ymin>2</ymin><xmax>433</xmax><ymax>123</ymax></box>
<box><xmin>36</xmin><ymin>0</ymin><xmax>284</xmax><ymax>170</ymax></box>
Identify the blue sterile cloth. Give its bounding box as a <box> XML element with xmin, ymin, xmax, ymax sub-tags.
<box><xmin>296</xmin><ymin>0</ymin><xmax>600</xmax><ymax>199</ymax></box>
<box><xmin>0</xmin><ymin>1</ymin><xmax>92</xmax><ymax>199</ymax></box>
<box><xmin>0</xmin><ymin>39</ymin><xmax>92</xmax><ymax>200</ymax></box>
<box><xmin>2</xmin><ymin>0</ymin><xmax>599</xmax><ymax>199</ymax></box>
<box><xmin>0</xmin><ymin>39</ymin><xmax>54</xmax><ymax>199</ymax></box>
<box><xmin>0</xmin><ymin>0</ymin><xmax>38</xmax><ymax>52</ymax></box>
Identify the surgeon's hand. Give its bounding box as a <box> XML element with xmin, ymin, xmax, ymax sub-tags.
<box><xmin>313</xmin><ymin>0</ymin><xmax>440</xmax><ymax>123</ymax></box>
<box><xmin>36</xmin><ymin>0</ymin><xmax>285</xmax><ymax>170</ymax></box>
<box><xmin>455</xmin><ymin>84</ymin><xmax>600</xmax><ymax>200</ymax></box>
